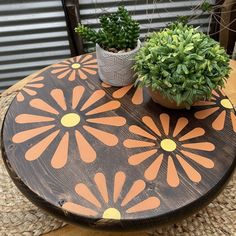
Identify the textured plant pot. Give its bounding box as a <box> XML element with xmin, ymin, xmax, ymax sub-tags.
<box><xmin>148</xmin><ymin>88</ymin><xmax>187</xmax><ymax>109</ymax></box>
<box><xmin>96</xmin><ymin>40</ymin><xmax>141</xmax><ymax>86</ymax></box>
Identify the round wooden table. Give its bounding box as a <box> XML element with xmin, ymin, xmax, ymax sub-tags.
<box><xmin>1</xmin><ymin>53</ymin><xmax>236</xmax><ymax>231</ymax></box>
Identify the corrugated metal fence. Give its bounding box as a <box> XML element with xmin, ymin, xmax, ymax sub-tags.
<box><xmin>77</xmin><ymin>0</ymin><xmax>214</xmax><ymax>51</ymax></box>
<box><xmin>0</xmin><ymin>0</ymin><xmax>214</xmax><ymax>91</ymax></box>
<box><xmin>0</xmin><ymin>0</ymin><xmax>71</xmax><ymax>91</ymax></box>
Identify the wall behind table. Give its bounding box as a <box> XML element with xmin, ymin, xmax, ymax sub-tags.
<box><xmin>0</xmin><ymin>0</ymin><xmax>72</xmax><ymax>92</ymax></box>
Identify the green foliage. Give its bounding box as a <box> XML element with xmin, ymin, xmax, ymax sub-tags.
<box><xmin>176</xmin><ymin>1</ymin><xmax>213</xmax><ymax>26</ymax></box>
<box><xmin>200</xmin><ymin>1</ymin><xmax>213</xmax><ymax>12</ymax></box>
<box><xmin>134</xmin><ymin>23</ymin><xmax>231</xmax><ymax>108</ymax></box>
<box><xmin>75</xmin><ymin>6</ymin><xmax>140</xmax><ymax>51</ymax></box>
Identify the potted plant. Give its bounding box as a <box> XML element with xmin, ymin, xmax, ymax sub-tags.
<box><xmin>75</xmin><ymin>6</ymin><xmax>140</xmax><ymax>86</ymax></box>
<box><xmin>134</xmin><ymin>23</ymin><xmax>231</xmax><ymax>109</ymax></box>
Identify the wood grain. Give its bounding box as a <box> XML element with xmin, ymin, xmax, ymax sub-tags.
<box><xmin>1</xmin><ymin>54</ymin><xmax>236</xmax><ymax>232</ymax></box>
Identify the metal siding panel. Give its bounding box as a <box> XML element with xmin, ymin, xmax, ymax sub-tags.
<box><xmin>0</xmin><ymin>22</ymin><xmax>67</xmax><ymax>33</ymax></box>
<box><xmin>77</xmin><ymin>0</ymin><xmax>214</xmax><ymax>52</ymax></box>
<box><xmin>0</xmin><ymin>41</ymin><xmax>70</xmax><ymax>53</ymax></box>
<box><xmin>0</xmin><ymin>1</ymin><xmax>62</xmax><ymax>11</ymax></box>
<box><xmin>0</xmin><ymin>50</ymin><xmax>70</xmax><ymax>63</ymax></box>
<box><xmin>0</xmin><ymin>12</ymin><xmax>65</xmax><ymax>23</ymax></box>
<box><xmin>79</xmin><ymin>1</ymin><xmax>213</xmax><ymax>15</ymax></box>
<box><xmin>0</xmin><ymin>0</ymin><xmax>71</xmax><ymax>91</ymax></box>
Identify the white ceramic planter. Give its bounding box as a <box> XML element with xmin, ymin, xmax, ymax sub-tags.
<box><xmin>96</xmin><ymin>40</ymin><xmax>141</xmax><ymax>86</ymax></box>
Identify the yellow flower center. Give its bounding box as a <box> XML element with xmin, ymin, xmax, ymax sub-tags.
<box><xmin>61</xmin><ymin>113</ymin><xmax>80</xmax><ymax>127</ymax></box>
<box><xmin>102</xmin><ymin>208</ymin><xmax>121</xmax><ymax>220</ymax></box>
<box><xmin>220</xmin><ymin>99</ymin><xmax>233</xmax><ymax>109</ymax></box>
<box><xmin>71</xmin><ymin>63</ymin><xmax>81</xmax><ymax>69</ymax></box>
<box><xmin>161</xmin><ymin>139</ymin><xmax>176</xmax><ymax>152</ymax></box>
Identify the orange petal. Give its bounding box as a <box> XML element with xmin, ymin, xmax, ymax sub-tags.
<box><xmin>25</xmin><ymin>130</ymin><xmax>60</xmax><ymax>161</ymax></box>
<box><xmin>113</xmin><ymin>171</ymin><xmax>126</xmax><ymax>203</ymax></box>
<box><xmin>167</xmin><ymin>156</ymin><xmax>179</xmax><ymax>187</ymax></box>
<box><xmin>68</xmin><ymin>70</ymin><xmax>76</xmax><ymax>81</ymax></box>
<box><xmin>129</xmin><ymin>125</ymin><xmax>156</xmax><ymax>140</ymax></box>
<box><xmin>58</xmin><ymin>60</ymin><xmax>71</xmax><ymax>64</ymax></box>
<box><xmin>75</xmin><ymin>130</ymin><xmax>96</xmax><ymax>163</ymax></box>
<box><xmin>31</xmin><ymin>76</ymin><xmax>44</xmax><ymax>82</ymax></box>
<box><xmin>65</xmin><ymin>60</ymin><xmax>72</xmax><ymax>64</ymax></box>
<box><xmin>193</xmin><ymin>101</ymin><xmax>216</xmax><ymax>106</ymax></box>
<box><xmin>30</xmin><ymin>99</ymin><xmax>59</xmax><ymax>114</ymax></box>
<box><xmin>173</xmin><ymin>117</ymin><xmax>189</xmax><ymax>137</ymax></box>
<box><xmin>85</xmin><ymin>101</ymin><xmax>120</xmax><ymax>116</ymax></box>
<box><xmin>83</xmin><ymin>125</ymin><xmax>118</xmax><ymax>146</ymax></box>
<box><xmin>72</xmin><ymin>86</ymin><xmax>85</xmax><ymax>109</ymax></box>
<box><xmin>75</xmin><ymin>55</ymin><xmax>81</xmax><ymax>62</ymax></box>
<box><xmin>128</xmin><ymin>149</ymin><xmax>158</xmax><ymax>165</ymax></box>
<box><xmin>12</xmin><ymin>125</ymin><xmax>55</xmax><ymax>143</ymax></box>
<box><xmin>81</xmin><ymin>68</ymin><xmax>97</xmax><ymax>75</ymax></box>
<box><xmin>212</xmin><ymin>90</ymin><xmax>220</xmax><ymax>97</ymax></box>
<box><xmin>126</xmin><ymin>197</ymin><xmax>160</xmax><ymax>214</ymax></box>
<box><xmin>78</xmin><ymin>69</ymin><xmax>87</xmax><ymax>79</ymax></box>
<box><xmin>84</xmin><ymin>64</ymin><xmax>98</xmax><ymax>69</ymax></box>
<box><xmin>51</xmin><ymin>132</ymin><xmax>69</xmax><ymax>169</ymax></box>
<box><xmin>112</xmin><ymin>85</ymin><xmax>133</xmax><ymax>99</ymax></box>
<box><xmin>83</xmin><ymin>59</ymin><xmax>97</xmax><ymax>65</ymax></box>
<box><xmin>180</xmin><ymin>150</ymin><xmax>214</xmax><ymax>168</ymax></box>
<box><xmin>182</xmin><ymin>142</ymin><xmax>215</xmax><ymax>151</ymax></box>
<box><xmin>144</xmin><ymin>154</ymin><xmax>163</xmax><ymax>181</ymax></box>
<box><xmin>15</xmin><ymin>114</ymin><xmax>55</xmax><ymax>123</ymax></box>
<box><xmin>212</xmin><ymin>110</ymin><xmax>226</xmax><ymax>130</ymax></box>
<box><xmin>80</xmin><ymin>54</ymin><xmax>93</xmax><ymax>63</ymax></box>
<box><xmin>86</xmin><ymin>116</ymin><xmax>126</xmax><ymax>126</ymax></box>
<box><xmin>52</xmin><ymin>63</ymin><xmax>69</xmax><ymax>68</ymax></box>
<box><xmin>101</xmin><ymin>82</ymin><xmax>111</xmax><ymax>88</ymax></box>
<box><xmin>23</xmin><ymin>88</ymin><xmax>37</xmax><ymax>96</ymax></box>
<box><xmin>121</xmin><ymin>180</ymin><xmax>145</xmax><ymax>206</ymax></box>
<box><xmin>179</xmin><ymin>127</ymin><xmax>205</xmax><ymax>141</ymax></box>
<box><xmin>16</xmin><ymin>92</ymin><xmax>24</xmax><ymax>102</ymax></box>
<box><xmin>62</xmin><ymin>202</ymin><xmax>98</xmax><ymax>216</ymax></box>
<box><xmin>231</xmin><ymin>112</ymin><xmax>236</xmax><ymax>132</ymax></box>
<box><xmin>57</xmin><ymin>69</ymin><xmax>71</xmax><ymax>79</ymax></box>
<box><xmin>123</xmin><ymin>139</ymin><xmax>155</xmax><ymax>148</ymax></box>
<box><xmin>51</xmin><ymin>67</ymin><xmax>69</xmax><ymax>74</ymax></box>
<box><xmin>94</xmin><ymin>173</ymin><xmax>109</xmax><ymax>203</ymax></box>
<box><xmin>194</xmin><ymin>107</ymin><xmax>219</xmax><ymax>119</ymax></box>
<box><xmin>26</xmin><ymin>83</ymin><xmax>44</xmax><ymax>88</ymax></box>
<box><xmin>75</xmin><ymin>183</ymin><xmax>101</xmax><ymax>208</ymax></box>
<box><xmin>50</xmin><ymin>89</ymin><xmax>67</xmax><ymax>111</ymax></box>
<box><xmin>69</xmin><ymin>58</ymin><xmax>75</xmax><ymax>63</ymax></box>
<box><xmin>132</xmin><ymin>87</ymin><xmax>143</xmax><ymax>105</ymax></box>
<box><xmin>81</xmin><ymin>90</ymin><xmax>106</xmax><ymax>111</ymax></box>
<box><xmin>220</xmin><ymin>90</ymin><xmax>226</xmax><ymax>96</ymax></box>
<box><xmin>176</xmin><ymin>154</ymin><xmax>201</xmax><ymax>183</ymax></box>
<box><xmin>142</xmin><ymin>116</ymin><xmax>161</xmax><ymax>136</ymax></box>
<box><xmin>160</xmin><ymin>113</ymin><xmax>170</xmax><ymax>135</ymax></box>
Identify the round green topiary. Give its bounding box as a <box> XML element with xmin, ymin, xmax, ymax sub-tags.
<box><xmin>134</xmin><ymin>23</ymin><xmax>231</xmax><ymax>108</ymax></box>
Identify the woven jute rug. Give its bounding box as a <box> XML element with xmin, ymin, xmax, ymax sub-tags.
<box><xmin>0</xmin><ymin>74</ymin><xmax>235</xmax><ymax>236</ymax></box>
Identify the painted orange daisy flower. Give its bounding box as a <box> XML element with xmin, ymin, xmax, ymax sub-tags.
<box><xmin>16</xmin><ymin>76</ymin><xmax>44</xmax><ymax>102</ymax></box>
<box><xmin>12</xmin><ymin>86</ymin><xmax>125</xmax><ymax>169</ymax></box>
<box><xmin>101</xmin><ymin>82</ymin><xmax>144</xmax><ymax>105</ymax></box>
<box><xmin>194</xmin><ymin>90</ymin><xmax>236</xmax><ymax>132</ymax></box>
<box><xmin>124</xmin><ymin>114</ymin><xmax>215</xmax><ymax>187</ymax></box>
<box><xmin>51</xmin><ymin>54</ymin><xmax>97</xmax><ymax>81</ymax></box>
<box><xmin>62</xmin><ymin>171</ymin><xmax>160</xmax><ymax>219</ymax></box>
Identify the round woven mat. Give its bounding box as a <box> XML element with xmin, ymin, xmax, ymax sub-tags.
<box><xmin>0</xmin><ymin>76</ymin><xmax>235</xmax><ymax>236</ymax></box>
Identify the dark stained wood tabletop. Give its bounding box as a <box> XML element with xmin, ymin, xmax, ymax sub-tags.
<box><xmin>1</xmin><ymin>53</ymin><xmax>236</xmax><ymax>231</ymax></box>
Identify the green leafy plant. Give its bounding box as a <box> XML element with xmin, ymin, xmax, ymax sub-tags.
<box><xmin>134</xmin><ymin>23</ymin><xmax>231</xmax><ymax>108</ymax></box>
<box><xmin>75</xmin><ymin>6</ymin><xmax>140</xmax><ymax>52</ymax></box>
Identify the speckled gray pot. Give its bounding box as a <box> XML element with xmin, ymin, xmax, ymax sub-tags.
<box><xmin>96</xmin><ymin>40</ymin><xmax>141</xmax><ymax>87</ymax></box>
